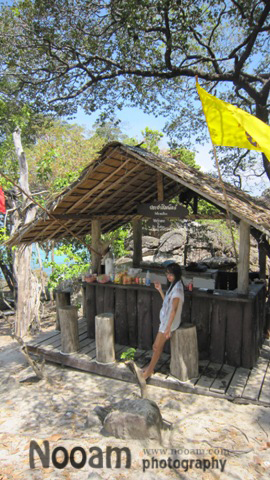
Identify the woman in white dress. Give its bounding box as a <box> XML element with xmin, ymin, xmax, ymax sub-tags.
<box><xmin>142</xmin><ymin>263</ymin><xmax>184</xmax><ymax>380</ymax></box>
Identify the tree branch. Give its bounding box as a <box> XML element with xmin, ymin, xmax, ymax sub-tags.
<box><xmin>235</xmin><ymin>2</ymin><xmax>270</xmax><ymax>75</ymax></box>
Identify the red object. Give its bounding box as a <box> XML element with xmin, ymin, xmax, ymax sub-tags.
<box><xmin>0</xmin><ymin>187</ymin><xmax>6</xmax><ymax>214</ymax></box>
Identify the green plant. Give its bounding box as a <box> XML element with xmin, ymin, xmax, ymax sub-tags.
<box><xmin>101</xmin><ymin>226</ymin><xmax>130</xmax><ymax>259</ymax></box>
<box><xmin>120</xmin><ymin>348</ymin><xmax>137</xmax><ymax>361</ymax></box>
<box><xmin>43</xmin><ymin>244</ymin><xmax>89</xmax><ymax>290</ymax></box>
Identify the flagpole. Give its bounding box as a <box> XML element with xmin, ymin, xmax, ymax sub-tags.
<box><xmin>0</xmin><ymin>170</ymin><xmax>101</xmax><ymax>257</ymax></box>
<box><xmin>195</xmin><ymin>76</ymin><xmax>238</xmax><ymax>264</ymax></box>
<box><xmin>212</xmin><ymin>145</ymin><xmax>239</xmax><ymax>264</ymax></box>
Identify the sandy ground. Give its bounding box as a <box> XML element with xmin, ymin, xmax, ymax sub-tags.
<box><xmin>0</xmin><ymin>315</ymin><xmax>270</xmax><ymax>480</ymax></box>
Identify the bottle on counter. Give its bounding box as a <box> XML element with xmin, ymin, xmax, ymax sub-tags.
<box><xmin>145</xmin><ymin>270</ymin><xmax>151</xmax><ymax>286</ymax></box>
<box><xmin>105</xmin><ymin>248</ymin><xmax>114</xmax><ymax>276</ymax></box>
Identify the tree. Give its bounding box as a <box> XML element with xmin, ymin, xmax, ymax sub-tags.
<box><xmin>140</xmin><ymin>127</ymin><xmax>164</xmax><ymax>153</ymax></box>
<box><xmin>168</xmin><ymin>144</ymin><xmax>200</xmax><ymax>169</ymax></box>
<box><xmin>0</xmin><ymin>97</ymin><xmax>48</xmax><ymax>289</ymax></box>
<box><xmin>0</xmin><ymin>0</ymin><xmax>269</xmax><ymax>183</ymax></box>
<box><xmin>25</xmin><ymin>120</ymin><xmax>104</xmax><ymax>192</ymax></box>
<box><xmin>91</xmin><ymin>118</ymin><xmax>129</xmax><ymax>143</ymax></box>
<box><xmin>0</xmin><ymin>94</ymin><xmax>53</xmax><ymax>335</ymax></box>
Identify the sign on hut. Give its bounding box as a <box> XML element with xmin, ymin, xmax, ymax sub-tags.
<box><xmin>138</xmin><ymin>201</ymin><xmax>188</xmax><ymax>230</ymax></box>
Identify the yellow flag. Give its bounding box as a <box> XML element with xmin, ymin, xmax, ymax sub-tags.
<box><xmin>196</xmin><ymin>83</ymin><xmax>270</xmax><ymax>161</ymax></box>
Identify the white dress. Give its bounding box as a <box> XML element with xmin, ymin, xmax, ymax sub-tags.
<box><xmin>159</xmin><ymin>281</ymin><xmax>184</xmax><ymax>333</ymax></box>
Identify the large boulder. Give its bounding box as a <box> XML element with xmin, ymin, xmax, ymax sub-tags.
<box><xmin>159</xmin><ymin>229</ymin><xmax>187</xmax><ymax>253</ymax></box>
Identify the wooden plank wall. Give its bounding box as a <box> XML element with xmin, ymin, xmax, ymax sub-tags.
<box><xmin>83</xmin><ymin>283</ymin><xmax>266</xmax><ymax>368</ymax></box>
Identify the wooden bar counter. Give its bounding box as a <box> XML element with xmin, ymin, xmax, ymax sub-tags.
<box><xmin>82</xmin><ymin>282</ymin><xmax>266</xmax><ymax>369</ymax></box>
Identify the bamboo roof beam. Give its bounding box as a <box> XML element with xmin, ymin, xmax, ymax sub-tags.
<box><xmin>64</xmin><ymin>162</ymin><xmax>143</xmax><ymax>236</ymax></box>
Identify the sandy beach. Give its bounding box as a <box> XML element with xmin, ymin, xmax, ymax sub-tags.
<box><xmin>0</xmin><ymin>318</ymin><xmax>269</xmax><ymax>479</ymax></box>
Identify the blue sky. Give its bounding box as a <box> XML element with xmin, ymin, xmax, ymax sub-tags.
<box><xmin>70</xmin><ymin>106</ymin><xmax>268</xmax><ymax>196</ymax></box>
<box><xmin>71</xmin><ymin>106</ymin><xmax>214</xmax><ymax>172</ymax></box>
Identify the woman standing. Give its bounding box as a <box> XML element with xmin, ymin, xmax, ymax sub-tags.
<box><xmin>142</xmin><ymin>262</ymin><xmax>184</xmax><ymax>380</ymax></box>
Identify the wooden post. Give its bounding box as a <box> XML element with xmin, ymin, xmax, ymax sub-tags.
<box><xmin>55</xmin><ymin>290</ymin><xmax>71</xmax><ymax>330</ymax></box>
<box><xmin>132</xmin><ymin>218</ymin><xmax>142</xmax><ymax>267</ymax></box>
<box><xmin>258</xmin><ymin>242</ymin><xmax>266</xmax><ymax>280</ymax></box>
<box><xmin>58</xmin><ymin>306</ymin><xmax>79</xmax><ymax>354</ymax></box>
<box><xmin>238</xmin><ymin>220</ymin><xmax>250</xmax><ymax>294</ymax></box>
<box><xmin>92</xmin><ymin>218</ymin><xmax>101</xmax><ymax>274</ymax></box>
<box><xmin>95</xmin><ymin>312</ymin><xmax>115</xmax><ymax>364</ymax></box>
<box><xmin>170</xmin><ymin>323</ymin><xmax>199</xmax><ymax>381</ymax></box>
<box><xmin>156</xmin><ymin>171</ymin><xmax>164</xmax><ymax>201</ymax></box>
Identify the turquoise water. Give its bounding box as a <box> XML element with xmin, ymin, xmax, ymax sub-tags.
<box><xmin>1</xmin><ymin>244</ymin><xmax>89</xmax><ymax>279</ymax></box>
<box><xmin>31</xmin><ymin>248</ymin><xmax>67</xmax><ymax>274</ymax></box>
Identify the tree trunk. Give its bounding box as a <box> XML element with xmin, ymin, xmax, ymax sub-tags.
<box><xmin>14</xmin><ymin>247</ymin><xmax>42</xmax><ymax>336</ymax></box>
<box><xmin>170</xmin><ymin>324</ymin><xmax>199</xmax><ymax>381</ymax></box>
<box><xmin>12</xmin><ymin>127</ymin><xmax>40</xmax><ymax>337</ymax></box>
<box><xmin>58</xmin><ymin>306</ymin><xmax>79</xmax><ymax>353</ymax></box>
<box><xmin>95</xmin><ymin>312</ymin><xmax>115</xmax><ymax>364</ymax></box>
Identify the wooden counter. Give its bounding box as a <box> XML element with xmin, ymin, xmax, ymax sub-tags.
<box><xmin>82</xmin><ymin>282</ymin><xmax>266</xmax><ymax>368</ymax></box>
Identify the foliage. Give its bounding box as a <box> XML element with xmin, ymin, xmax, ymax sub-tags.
<box><xmin>120</xmin><ymin>348</ymin><xmax>136</xmax><ymax>361</ymax></box>
<box><xmin>25</xmin><ymin>120</ymin><xmax>104</xmax><ymax>193</ymax></box>
<box><xmin>196</xmin><ymin>200</ymin><xmax>220</xmax><ymax>216</ymax></box>
<box><xmin>0</xmin><ymin>96</ymin><xmax>52</xmax><ymax>190</ymax></box>
<box><xmin>43</xmin><ymin>244</ymin><xmax>90</xmax><ymax>290</ymax></box>
<box><xmin>140</xmin><ymin>127</ymin><xmax>163</xmax><ymax>154</ymax></box>
<box><xmin>91</xmin><ymin>118</ymin><xmax>130</xmax><ymax>143</ymax></box>
<box><xmin>101</xmin><ymin>226</ymin><xmax>131</xmax><ymax>259</ymax></box>
<box><xmin>169</xmin><ymin>146</ymin><xmax>200</xmax><ymax>169</ymax></box>
<box><xmin>0</xmin><ymin>0</ymin><xmax>269</xmax><ymax>184</ymax></box>
<box><xmin>43</xmin><ymin>224</ymin><xmax>131</xmax><ymax>289</ymax></box>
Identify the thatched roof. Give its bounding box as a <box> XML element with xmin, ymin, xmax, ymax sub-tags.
<box><xmin>7</xmin><ymin>142</ymin><xmax>270</xmax><ymax>246</ymax></box>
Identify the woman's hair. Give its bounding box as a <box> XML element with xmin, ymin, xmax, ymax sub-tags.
<box><xmin>165</xmin><ymin>263</ymin><xmax>182</xmax><ymax>292</ymax></box>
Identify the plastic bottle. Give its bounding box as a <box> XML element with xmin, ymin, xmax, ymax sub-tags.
<box><xmin>145</xmin><ymin>270</ymin><xmax>151</xmax><ymax>286</ymax></box>
<box><xmin>105</xmin><ymin>249</ymin><xmax>114</xmax><ymax>276</ymax></box>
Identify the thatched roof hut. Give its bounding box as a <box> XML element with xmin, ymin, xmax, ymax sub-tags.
<box><xmin>6</xmin><ymin>141</ymin><xmax>270</xmax><ymax>247</ymax></box>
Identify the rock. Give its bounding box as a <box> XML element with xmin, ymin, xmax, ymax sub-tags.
<box><xmin>159</xmin><ymin>230</ymin><xmax>187</xmax><ymax>253</ymax></box>
<box><xmin>141</xmin><ymin>255</ymin><xmax>154</xmax><ymax>262</ymax></box>
<box><xmin>127</xmin><ymin>235</ymin><xmax>159</xmax><ymax>251</ymax></box>
<box><xmin>153</xmin><ymin>252</ymin><xmax>184</xmax><ymax>265</ymax></box>
<box><xmin>114</xmin><ymin>257</ymin><xmax>133</xmax><ymax>266</ymax></box>
<box><xmin>94</xmin><ymin>398</ymin><xmax>163</xmax><ymax>440</ymax></box>
<box><xmin>142</xmin><ymin>247</ymin><xmax>157</xmax><ymax>256</ymax></box>
<box><xmin>116</xmin><ymin>220</ymin><xmax>260</xmax><ymax>272</ymax></box>
<box><xmin>88</xmin><ymin>473</ymin><xmax>103</xmax><ymax>480</ymax></box>
<box><xmin>201</xmin><ymin>256</ymin><xmax>236</xmax><ymax>269</ymax></box>
<box><xmin>185</xmin><ymin>246</ymin><xmax>210</xmax><ymax>263</ymax></box>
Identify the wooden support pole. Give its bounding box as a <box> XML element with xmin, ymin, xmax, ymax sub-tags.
<box><xmin>237</xmin><ymin>220</ymin><xmax>250</xmax><ymax>294</ymax></box>
<box><xmin>58</xmin><ymin>306</ymin><xmax>79</xmax><ymax>354</ymax></box>
<box><xmin>156</xmin><ymin>171</ymin><xmax>164</xmax><ymax>201</ymax></box>
<box><xmin>132</xmin><ymin>218</ymin><xmax>142</xmax><ymax>268</ymax></box>
<box><xmin>91</xmin><ymin>218</ymin><xmax>101</xmax><ymax>274</ymax></box>
<box><xmin>258</xmin><ymin>242</ymin><xmax>266</xmax><ymax>280</ymax></box>
<box><xmin>95</xmin><ymin>312</ymin><xmax>115</xmax><ymax>364</ymax></box>
<box><xmin>170</xmin><ymin>323</ymin><xmax>199</xmax><ymax>381</ymax></box>
<box><xmin>55</xmin><ymin>290</ymin><xmax>71</xmax><ymax>330</ymax></box>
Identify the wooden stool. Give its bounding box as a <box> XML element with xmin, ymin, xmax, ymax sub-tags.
<box><xmin>95</xmin><ymin>313</ymin><xmax>115</xmax><ymax>364</ymax></box>
<box><xmin>55</xmin><ymin>290</ymin><xmax>71</xmax><ymax>330</ymax></box>
<box><xmin>58</xmin><ymin>306</ymin><xmax>79</xmax><ymax>354</ymax></box>
<box><xmin>170</xmin><ymin>323</ymin><xmax>199</xmax><ymax>381</ymax></box>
